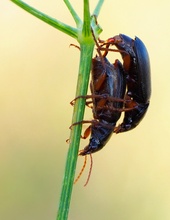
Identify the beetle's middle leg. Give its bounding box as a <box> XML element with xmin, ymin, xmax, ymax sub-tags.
<box><xmin>69</xmin><ymin>120</ymin><xmax>98</xmax><ymax>141</ymax></box>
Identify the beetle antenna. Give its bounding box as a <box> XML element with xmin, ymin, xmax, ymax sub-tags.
<box><xmin>91</xmin><ymin>28</ymin><xmax>106</xmax><ymax>68</ymax></box>
<box><xmin>74</xmin><ymin>153</ymin><xmax>93</xmax><ymax>186</ymax></box>
<box><xmin>74</xmin><ymin>154</ymin><xmax>87</xmax><ymax>185</ymax></box>
<box><xmin>84</xmin><ymin>154</ymin><xmax>93</xmax><ymax>187</ymax></box>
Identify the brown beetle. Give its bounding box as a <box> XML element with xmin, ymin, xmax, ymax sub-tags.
<box><xmin>101</xmin><ymin>34</ymin><xmax>151</xmax><ymax>133</ymax></box>
<box><xmin>77</xmin><ymin>56</ymin><xmax>126</xmax><ymax>155</ymax></box>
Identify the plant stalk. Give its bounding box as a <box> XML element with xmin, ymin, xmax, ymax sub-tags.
<box><xmin>10</xmin><ymin>1</ymin><xmax>104</xmax><ymax>219</ymax></box>
<box><xmin>56</xmin><ymin>38</ymin><xmax>94</xmax><ymax>220</ymax></box>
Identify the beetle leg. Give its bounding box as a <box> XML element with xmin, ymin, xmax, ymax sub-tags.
<box><xmin>69</xmin><ymin>120</ymin><xmax>98</xmax><ymax>140</ymax></box>
<box><xmin>83</xmin><ymin>153</ymin><xmax>93</xmax><ymax>186</ymax></box>
<box><xmin>98</xmin><ymin>45</ymin><xmax>129</xmax><ymax>58</ymax></box>
<box><xmin>99</xmin><ymin>47</ymin><xmax>122</xmax><ymax>57</ymax></box>
<box><xmin>74</xmin><ymin>153</ymin><xmax>93</xmax><ymax>186</ymax></box>
<box><xmin>70</xmin><ymin>94</ymin><xmax>126</xmax><ymax>106</ymax></box>
<box><xmin>74</xmin><ymin>154</ymin><xmax>87</xmax><ymax>185</ymax></box>
<box><xmin>114</xmin><ymin>102</ymin><xmax>149</xmax><ymax>133</ymax></box>
<box><xmin>96</xmin><ymin>104</ymin><xmax>135</xmax><ymax>112</ymax></box>
<box><xmin>69</xmin><ymin>119</ymin><xmax>114</xmax><ymax>130</ymax></box>
<box><xmin>98</xmin><ymin>35</ymin><xmax>129</xmax><ymax>58</ymax></box>
<box><xmin>66</xmin><ymin>123</ymin><xmax>92</xmax><ymax>144</ymax></box>
<box><xmin>85</xmin><ymin>101</ymin><xmax>93</xmax><ymax>108</ymax></box>
<box><xmin>93</xmin><ymin>72</ymin><xmax>107</xmax><ymax>91</ymax></box>
<box><xmin>114</xmin><ymin>94</ymin><xmax>149</xmax><ymax>133</ymax></box>
<box><xmin>69</xmin><ymin>120</ymin><xmax>96</xmax><ymax>129</ymax></box>
<box><xmin>95</xmin><ymin>94</ymin><xmax>137</xmax><ymax>114</ymax></box>
<box><xmin>81</xmin><ymin>125</ymin><xmax>91</xmax><ymax>139</ymax></box>
<box><xmin>96</xmin><ymin>98</ymin><xmax>107</xmax><ymax>109</ymax></box>
<box><xmin>124</xmin><ymin>95</ymin><xmax>138</xmax><ymax>108</ymax></box>
<box><xmin>69</xmin><ymin>43</ymin><xmax>80</xmax><ymax>50</ymax></box>
<box><xmin>70</xmin><ymin>95</ymin><xmax>94</xmax><ymax>106</ymax></box>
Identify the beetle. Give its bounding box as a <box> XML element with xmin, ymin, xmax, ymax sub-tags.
<box><xmin>101</xmin><ymin>34</ymin><xmax>151</xmax><ymax>133</ymax></box>
<box><xmin>78</xmin><ymin>55</ymin><xmax>126</xmax><ymax>155</ymax></box>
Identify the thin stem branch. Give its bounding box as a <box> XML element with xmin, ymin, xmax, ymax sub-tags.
<box><xmin>10</xmin><ymin>0</ymin><xmax>78</xmax><ymax>39</ymax></box>
<box><xmin>82</xmin><ymin>0</ymin><xmax>91</xmax><ymax>37</ymax></box>
<box><xmin>56</xmin><ymin>43</ymin><xmax>94</xmax><ymax>220</ymax></box>
<box><xmin>93</xmin><ymin>0</ymin><xmax>105</xmax><ymax>17</ymax></box>
<box><xmin>56</xmin><ymin>1</ymin><xmax>96</xmax><ymax>219</ymax></box>
<box><xmin>64</xmin><ymin>0</ymin><xmax>82</xmax><ymax>28</ymax></box>
<box><xmin>10</xmin><ymin>1</ymin><xmax>103</xmax><ymax>219</ymax></box>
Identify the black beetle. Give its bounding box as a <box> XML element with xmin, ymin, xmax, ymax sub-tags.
<box><xmin>102</xmin><ymin>34</ymin><xmax>151</xmax><ymax>133</ymax></box>
<box><xmin>79</xmin><ymin>56</ymin><xmax>126</xmax><ymax>155</ymax></box>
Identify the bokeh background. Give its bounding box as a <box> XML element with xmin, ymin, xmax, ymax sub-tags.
<box><xmin>1</xmin><ymin>0</ymin><xmax>170</xmax><ymax>219</ymax></box>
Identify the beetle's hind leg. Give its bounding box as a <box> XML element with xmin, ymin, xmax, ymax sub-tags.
<box><xmin>68</xmin><ymin>120</ymin><xmax>97</xmax><ymax>142</ymax></box>
<box><xmin>96</xmin><ymin>93</ymin><xmax>138</xmax><ymax>112</ymax></box>
<box><xmin>66</xmin><ymin>121</ymin><xmax>92</xmax><ymax>143</ymax></box>
<box><xmin>70</xmin><ymin>94</ymin><xmax>127</xmax><ymax>107</ymax></box>
<box><xmin>70</xmin><ymin>95</ymin><xmax>94</xmax><ymax>108</ymax></box>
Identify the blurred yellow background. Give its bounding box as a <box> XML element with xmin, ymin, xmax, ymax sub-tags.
<box><xmin>1</xmin><ymin>0</ymin><xmax>170</xmax><ymax>219</ymax></box>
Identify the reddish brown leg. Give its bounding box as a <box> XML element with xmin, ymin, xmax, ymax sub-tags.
<box><xmin>96</xmin><ymin>103</ymin><xmax>136</xmax><ymax>112</ymax></box>
<box><xmin>93</xmin><ymin>72</ymin><xmax>107</xmax><ymax>91</ymax></box>
<box><xmin>69</xmin><ymin>43</ymin><xmax>80</xmax><ymax>50</ymax></box>
<box><xmin>70</xmin><ymin>95</ymin><xmax>94</xmax><ymax>106</ymax></box>
<box><xmin>70</xmin><ymin>94</ymin><xmax>127</xmax><ymax>106</ymax></box>
<box><xmin>83</xmin><ymin>153</ymin><xmax>93</xmax><ymax>187</ymax></box>
<box><xmin>81</xmin><ymin>125</ymin><xmax>91</xmax><ymax>139</ymax></box>
<box><xmin>74</xmin><ymin>154</ymin><xmax>87</xmax><ymax>184</ymax></box>
<box><xmin>74</xmin><ymin>153</ymin><xmax>93</xmax><ymax>186</ymax></box>
<box><xmin>98</xmin><ymin>37</ymin><xmax>129</xmax><ymax>57</ymax></box>
<box><xmin>99</xmin><ymin>47</ymin><xmax>125</xmax><ymax>57</ymax></box>
<box><xmin>94</xmin><ymin>94</ymin><xmax>137</xmax><ymax>112</ymax></box>
<box><xmin>70</xmin><ymin>69</ymin><xmax>107</xmax><ymax>106</ymax></box>
<box><xmin>124</xmin><ymin>95</ymin><xmax>138</xmax><ymax>109</ymax></box>
<box><xmin>114</xmin><ymin>96</ymin><xmax>138</xmax><ymax>133</ymax></box>
<box><xmin>69</xmin><ymin>120</ymin><xmax>95</xmax><ymax>129</ymax></box>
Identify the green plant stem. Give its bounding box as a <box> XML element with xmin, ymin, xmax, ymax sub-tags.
<box><xmin>57</xmin><ymin>2</ymin><xmax>95</xmax><ymax>219</ymax></box>
<box><xmin>10</xmin><ymin>1</ymin><xmax>104</xmax><ymax>219</ymax></box>
<box><xmin>93</xmin><ymin>0</ymin><xmax>104</xmax><ymax>17</ymax></box>
<box><xmin>64</xmin><ymin>0</ymin><xmax>82</xmax><ymax>27</ymax></box>
<box><xmin>10</xmin><ymin>0</ymin><xmax>78</xmax><ymax>39</ymax></box>
<box><xmin>56</xmin><ymin>43</ymin><xmax>94</xmax><ymax>220</ymax></box>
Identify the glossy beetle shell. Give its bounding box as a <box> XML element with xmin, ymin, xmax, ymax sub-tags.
<box><xmin>91</xmin><ymin>56</ymin><xmax>126</xmax><ymax>123</ymax></box>
<box><xmin>80</xmin><ymin>56</ymin><xmax>126</xmax><ymax>155</ymax></box>
<box><xmin>116</xmin><ymin>34</ymin><xmax>151</xmax><ymax>103</ymax></box>
<box><xmin>106</xmin><ymin>34</ymin><xmax>151</xmax><ymax>132</ymax></box>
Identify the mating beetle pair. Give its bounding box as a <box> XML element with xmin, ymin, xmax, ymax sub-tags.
<box><xmin>72</xmin><ymin>34</ymin><xmax>151</xmax><ymax>156</ymax></box>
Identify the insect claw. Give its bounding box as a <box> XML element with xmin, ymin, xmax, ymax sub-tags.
<box><xmin>66</xmin><ymin>138</ymin><xmax>70</xmax><ymax>144</ymax></box>
<box><xmin>70</xmin><ymin>99</ymin><xmax>75</xmax><ymax>106</ymax></box>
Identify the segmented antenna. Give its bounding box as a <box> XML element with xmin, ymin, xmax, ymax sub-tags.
<box><xmin>84</xmin><ymin>154</ymin><xmax>93</xmax><ymax>187</ymax></box>
<box><xmin>74</xmin><ymin>154</ymin><xmax>87</xmax><ymax>185</ymax></box>
<box><xmin>74</xmin><ymin>153</ymin><xmax>93</xmax><ymax>186</ymax></box>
